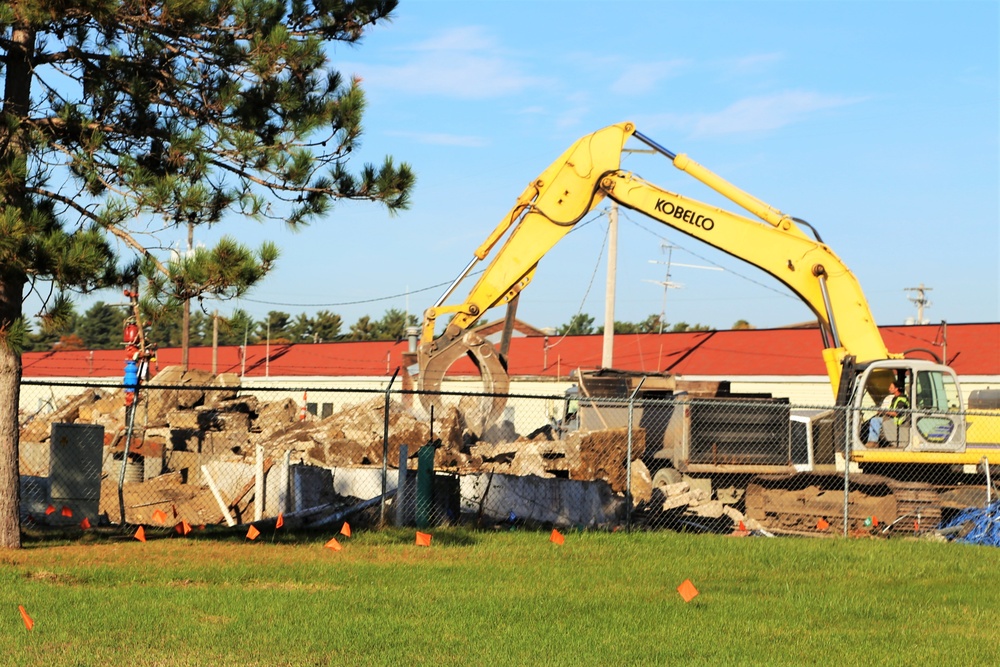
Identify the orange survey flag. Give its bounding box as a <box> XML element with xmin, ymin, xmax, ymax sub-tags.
<box><xmin>134</xmin><ymin>526</ymin><xmax>146</xmax><ymax>543</ymax></box>
<box><xmin>325</xmin><ymin>537</ymin><xmax>342</xmax><ymax>551</ymax></box>
<box><xmin>340</xmin><ymin>522</ymin><xmax>351</xmax><ymax>538</ymax></box>
<box><xmin>152</xmin><ymin>509</ymin><xmax>167</xmax><ymax>525</ymax></box>
<box><xmin>80</xmin><ymin>517</ymin><xmax>91</xmax><ymax>530</ymax></box>
<box><xmin>677</xmin><ymin>579</ymin><xmax>699</xmax><ymax>603</ymax></box>
<box><xmin>175</xmin><ymin>521</ymin><xmax>192</xmax><ymax>536</ymax></box>
<box><xmin>246</xmin><ymin>525</ymin><xmax>260</xmax><ymax>540</ymax></box>
<box><xmin>738</xmin><ymin>521</ymin><xmax>747</xmax><ymax>532</ymax></box>
<box><xmin>415</xmin><ymin>531</ymin><xmax>432</xmax><ymax>547</ymax></box>
<box><xmin>549</xmin><ymin>529</ymin><xmax>564</xmax><ymax>545</ymax></box>
<box><xmin>60</xmin><ymin>506</ymin><xmax>73</xmax><ymax>518</ymax></box>
<box><xmin>45</xmin><ymin>505</ymin><xmax>55</xmax><ymax>516</ymax></box>
<box><xmin>817</xmin><ymin>518</ymin><xmax>830</xmax><ymax>531</ymax></box>
<box><xmin>18</xmin><ymin>605</ymin><xmax>34</xmax><ymax>631</ymax></box>
<box><xmin>275</xmin><ymin>513</ymin><xmax>284</xmax><ymax>529</ymax></box>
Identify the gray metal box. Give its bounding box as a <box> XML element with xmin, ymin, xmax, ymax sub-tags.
<box><xmin>49</xmin><ymin>423</ymin><xmax>104</xmax><ymax>525</ymax></box>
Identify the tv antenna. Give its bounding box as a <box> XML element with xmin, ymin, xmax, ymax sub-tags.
<box><xmin>904</xmin><ymin>284</ymin><xmax>933</xmax><ymax>324</ymax></box>
<box><xmin>646</xmin><ymin>242</ymin><xmax>722</xmax><ymax>333</ymax></box>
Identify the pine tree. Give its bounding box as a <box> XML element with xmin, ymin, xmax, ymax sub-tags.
<box><xmin>0</xmin><ymin>0</ymin><xmax>413</xmax><ymax>548</ymax></box>
<box><xmin>143</xmin><ymin>301</ymin><xmax>185</xmax><ymax>349</ymax></box>
<box><xmin>375</xmin><ymin>308</ymin><xmax>415</xmax><ymax>341</ymax></box>
<box><xmin>218</xmin><ymin>309</ymin><xmax>258</xmax><ymax>347</ymax></box>
<box><xmin>639</xmin><ymin>313</ymin><xmax>665</xmax><ymax>334</ymax></box>
<box><xmin>289</xmin><ymin>313</ymin><xmax>313</xmax><ymax>343</ymax></box>
<box><xmin>77</xmin><ymin>302</ymin><xmax>129</xmax><ymax>349</ymax></box>
<box><xmin>25</xmin><ymin>299</ymin><xmax>79</xmax><ymax>351</ymax></box>
<box><xmin>258</xmin><ymin>311</ymin><xmax>292</xmax><ymax>343</ymax></box>
<box><xmin>348</xmin><ymin>315</ymin><xmax>376</xmax><ymax>341</ymax></box>
<box><xmin>311</xmin><ymin>310</ymin><xmax>343</xmax><ymax>342</ymax></box>
<box><xmin>557</xmin><ymin>313</ymin><xmax>596</xmax><ymax>336</ymax></box>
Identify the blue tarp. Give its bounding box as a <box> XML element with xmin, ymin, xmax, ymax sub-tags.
<box><xmin>938</xmin><ymin>500</ymin><xmax>1000</xmax><ymax>547</ymax></box>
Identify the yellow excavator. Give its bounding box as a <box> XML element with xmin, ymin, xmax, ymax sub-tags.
<box><xmin>414</xmin><ymin>122</ymin><xmax>987</xmax><ymax>467</ymax></box>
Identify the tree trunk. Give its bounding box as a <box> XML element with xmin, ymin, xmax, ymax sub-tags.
<box><xmin>0</xmin><ymin>275</ymin><xmax>24</xmax><ymax>549</ymax></box>
<box><xmin>0</xmin><ymin>23</ymin><xmax>37</xmax><ymax>549</ymax></box>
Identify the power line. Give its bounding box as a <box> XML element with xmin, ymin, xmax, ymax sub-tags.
<box><xmin>620</xmin><ymin>210</ymin><xmax>797</xmax><ymax>300</ymax></box>
<box><xmin>238</xmin><ymin>210</ymin><xmax>607</xmax><ymax>310</ymax></box>
<box><xmin>240</xmin><ymin>281</ymin><xmax>453</xmax><ymax>308</ymax></box>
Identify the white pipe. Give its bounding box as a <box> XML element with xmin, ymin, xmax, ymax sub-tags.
<box><xmin>202</xmin><ymin>465</ymin><xmax>236</xmax><ymax>527</ymax></box>
<box><xmin>254</xmin><ymin>444</ymin><xmax>264</xmax><ymax>521</ymax></box>
<box><xmin>983</xmin><ymin>457</ymin><xmax>992</xmax><ymax>505</ymax></box>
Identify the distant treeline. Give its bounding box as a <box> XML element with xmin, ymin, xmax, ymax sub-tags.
<box><xmin>26</xmin><ymin>302</ymin><xmax>750</xmax><ymax>352</ymax></box>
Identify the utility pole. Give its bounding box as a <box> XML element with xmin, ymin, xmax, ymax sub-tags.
<box><xmin>904</xmin><ymin>284</ymin><xmax>933</xmax><ymax>324</ymax></box>
<box><xmin>602</xmin><ymin>202</ymin><xmax>618</xmax><ymax>369</ymax></box>
<box><xmin>601</xmin><ymin>146</ymin><xmax>658</xmax><ymax>366</ymax></box>
<box><xmin>938</xmin><ymin>321</ymin><xmax>948</xmax><ymax>364</ymax></box>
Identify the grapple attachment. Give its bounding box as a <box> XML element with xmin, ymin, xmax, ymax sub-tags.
<box><xmin>417</xmin><ymin>330</ymin><xmax>510</xmax><ymax>432</ymax></box>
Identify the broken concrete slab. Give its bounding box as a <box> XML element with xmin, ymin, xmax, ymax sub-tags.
<box><xmin>631</xmin><ymin>460</ymin><xmax>652</xmax><ymax>506</ymax></box>
<box><xmin>565</xmin><ymin>427</ymin><xmax>646</xmax><ymax>494</ymax></box>
<box><xmin>460</xmin><ymin>472</ymin><xmax>624</xmax><ymax>528</ymax></box>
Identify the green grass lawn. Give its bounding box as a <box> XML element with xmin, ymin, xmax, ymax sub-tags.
<box><xmin>2</xmin><ymin>528</ymin><xmax>999</xmax><ymax>666</ymax></box>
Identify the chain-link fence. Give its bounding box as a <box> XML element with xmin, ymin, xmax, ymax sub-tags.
<box><xmin>15</xmin><ymin>378</ymin><xmax>1000</xmax><ymax>538</ymax></box>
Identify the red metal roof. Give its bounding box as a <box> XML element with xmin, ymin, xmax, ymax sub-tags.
<box><xmin>20</xmin><ymin>323</ymin><xmax>999</xmax><ymax>380</ymax></box>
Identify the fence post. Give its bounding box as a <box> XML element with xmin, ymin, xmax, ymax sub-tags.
<box><xmin>842</xmin><ymin>405</ymin><xmax>851</xmax><ymax>537</ymax></box>
<box><xmin>396</xmin><ymin>445</ymin><xmax>409</xmax><ymax>526</ymax></box>
<box><xmin>626</xmin><ymin>377</ymin><xmax>646</xmax><ymax>532</ymax></box>
<box><xmin>416</xmin><ymin>444</ymin><xmax>434</xmax><ymax>529</ymax></box>
<box><xmin>380</xmin><ymin>367</ymin><xmax>400</xmax><ymax>527</ymax></box>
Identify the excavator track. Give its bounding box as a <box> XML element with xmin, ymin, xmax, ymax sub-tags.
<box><xmin>743</xmin><ymin>474</ymin><xmax>950</xmax><ymax>536</ymax></box>
<box><xmin>885</xmin><ymin>480</ymin><xmax>943</xmax><ymax>533</ymax></box>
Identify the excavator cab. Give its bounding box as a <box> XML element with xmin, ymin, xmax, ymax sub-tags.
<box><xmin>851</xmin><ymin>360</ymin><xmax>965</xmax><ymax>452</ymax></box>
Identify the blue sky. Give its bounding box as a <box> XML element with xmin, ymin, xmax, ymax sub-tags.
<box><xmin>65</xmin><ymin>1</ymin><xmax>1000</xmax><ymax>333</ymax></box>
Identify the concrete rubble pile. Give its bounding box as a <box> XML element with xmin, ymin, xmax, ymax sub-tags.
<box><xmin>20</xmin><ymin>368</ymin><xmax>674</xmax><ymax>529</ymax></box>
<box><xmin>640</xmin><ymin>471</ymin><xmax>765</xmax><ymax>533</ymax></box>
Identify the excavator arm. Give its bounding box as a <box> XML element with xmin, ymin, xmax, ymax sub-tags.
<box><xmin>416</xmin><ymin>122</ymin><xmax>895</xmax><ymax>424</ymax></box>
<box><xmin>602</xmin><ymin>168</ymin><xmax>891</xmax><ymax>387</ymax></box>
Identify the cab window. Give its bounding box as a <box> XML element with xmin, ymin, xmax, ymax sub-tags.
<box><xmin>914</xmin><ymin>371</ymin><xmax>960</xmax><ymax>411</ymax></box>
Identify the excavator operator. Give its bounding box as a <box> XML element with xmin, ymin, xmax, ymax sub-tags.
<box><xmin>866</xmin><ymin>381</ymin><xmax>910</xmax><ymax>448</ymax></box>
